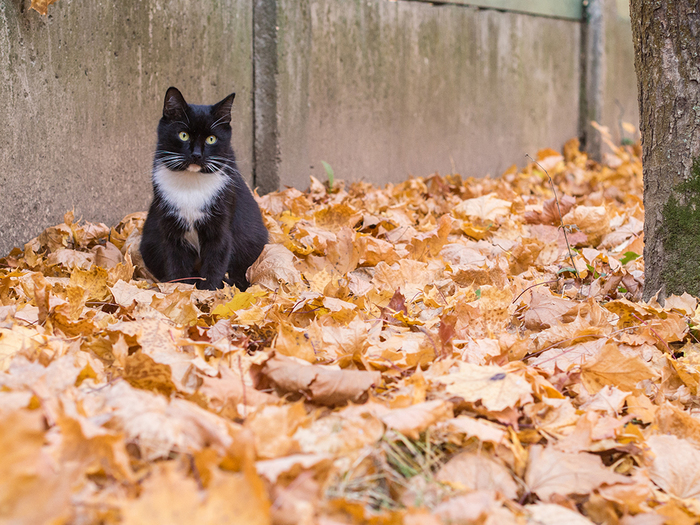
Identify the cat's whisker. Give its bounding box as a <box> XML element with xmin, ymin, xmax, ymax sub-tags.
<box><xmin>210</xmin><ymin>115</ymin><xmax>229</xmax><ymax>129</ymax></box>
<box><xmin>206</xmin><ymin>159</ymin><xmax>243</xmax><ymax>179</ymax></box>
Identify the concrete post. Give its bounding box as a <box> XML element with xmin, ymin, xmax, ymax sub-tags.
<box><xmin>580</xmin><ymin>0</ymin><xmax>605</xmax><ymax>161</ymax></box>
<box><xmin>253</xmin><ymin>0</ymin><xmax>280</xmax><ymax>194</ymax></box>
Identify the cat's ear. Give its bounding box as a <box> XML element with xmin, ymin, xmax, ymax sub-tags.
<box><xmin>212</xmin><ymin>93</ymin><xmax>235</xmax><ymax>124</ymax></box>
<box><xmin>163</xmin><ymin>87</ymin><xmax>187</xmax><ymax>120</ymax></box>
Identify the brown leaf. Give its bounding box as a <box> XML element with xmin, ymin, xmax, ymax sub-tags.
<box><xmin>294</xmin><ymin>409</ymin><xmax>384</xmax><ymax>454</ymax></box>
<box><xmin>525</xmin><ymin>503</ymin><xmax>595</xmax><ymax>525</ymax></box>
<box><xmin>453</xmin><ymin>193</ymin><xmax>512</xmax><ymax>221</ymax></box>
<box><xmin>562</xmin><ymin>205</ymin><xmax>612</xmax><ymax>246</ymax></box>
<box><xmin>647</xmin><ymin>434</ymin><xmax>700</xmax><ymax>500</ymax></box>
<box><xmin>0</xmin><ymin>410</ymin><xmax>75</xmax><ymax>523</ymax></box>
<box><xmin>124</xmin><ymin>352</ymin><xmax>178</xmax><ymax>395</ymax></box>
<box><xmin>525</xmin><ymin>445</ymin><xmax>628</xmax><ymax>500</ymax></box>
<box><xmin>261</xmin><ymin>354</ymin><xmax>381</xmax><ymax>406</ymax></box>
<box><xmin>372</xmin><ymin>259</ymin><xmax>434</xmax><ymax>299</ymax></box>
<box><xmin>245</xmin><ymin>402</ymin><xmax>308</xmax><ymax>459</ymax></box>
<box><xmin>438</xmin><ymin>415</ymin><xmax>507</xmax><ymax>444</ymax></box>
<box><xmin>523</xmin><ymin>290</ymin><xmax>579</xmax><ymax>330</ymax></box>
<box><xmin>92</xmin><ymin>381</ymin><xmax>240</xmax><ymax>461</ymax></box>
<box><xmin>246</xmin><ymin>244</ymin><xmax>302</xmax><ymax>290</ymax></box>
<box><xmin>523</xmin><ymin>195</ymin><xmax>576</xmax><ymax>225</ymax></box>
<box><xmin>379</xmin><ymin>400</ymin><xmax>453</xmax><ymax>439</ymax></box>
<box><xmin>436</xmin><ymin>451</ymin><xmax>518</xmax><ymax>499</ymax></box>
<box><xmin>433</xmin><ymin>490</ymin><xmax>501</xmax><ymax>524</ymax></box>
<box><xmin>357</xmin><ymin>235</ymin><xmax>400</xmax><ymax>266</ymax></box>
<box><xmin>273</xmin><ymin>322</ymin><xmax>317</xmax><ymax>362</ymax></box>
<box><xmin>199</xmin><ymin>365</ymin><xmax>277</xmax><ymax>414</ymax></box>
<box><xmin>255</xmin><ymin>453</ymin><xmax>332</xmax><ymax>484</ymax></box>
<box><xmin>581</xmin><ymin>344</ymin><xmax>656</xmax><ymax>393</ymax></box>
<box><xmin>110</xmin><ymin>279</ymin><xmax>162</xmax><ymax>307</ymax></box>
<box><xmin>121</xmin><ymin>463</ymin><xmax>271</xmax><ymax>525</ymax></box>
<box><xmin>150</xmin><ymin>288</ymin><xmax>200</xmax><ymax>325</ymax></box>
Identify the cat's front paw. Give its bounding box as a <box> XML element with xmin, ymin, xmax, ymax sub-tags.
<box><xmin>196</xmin><ymin>279</ymin><xmax>220</xmax><ymax>291</ymax></box>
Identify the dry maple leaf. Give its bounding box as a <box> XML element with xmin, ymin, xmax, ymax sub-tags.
<box><xmin>245</xmin><ymin>402</ymin><xmax>308</xmax><ymax>459</ymax></box>
<box><xmin>261</xmin><ymin>354</ymin><xmax>381</xmax><ymax>406</ymax></box>
<box><xmin>0</xmin><ymin>410</ymin><xmax>75</xmax><ymax>524</ymax></box>
<box><xmin>437</xmin><ymin>415</ymin><xmax>508</xmax><ymax>444</ymax></box>
<box><xmin>432</xmin><ymin>490</ymin><xmax>503</xmax><ymax>524</ymax></box>
<box><xmin>581</xmin><ymin>343</ymin><xmax>656</xmax><ymax>393</ymax></box>
<box><xmin>525</xmin><ymin>445</ymin><xmax>629</xmax><ymax>500</ymax></box>
<box><xmin>433</xmin><ymin>362</ymin><xmax>533</xmax><ymax>412</ymax></box>
<box><xmin>522</xmin><ymin>290</ymin><xmax>579</xmax><ymax>330</ymax></box>
<box><xmin>379</xmin><ymin>399</ymin><xmax>453</xmax><ymax>439</ymax></box>
<box><xmin>293</xmin><ymin>410</ymin><xmax>385</xmax><ymax>454</ymax></box>
<box><xmin>453</xmin><ymin>193</ymin><xmax>512</xmax><ymax>221</ymax></box>
<box><xmin>647</xmin><ymin>434</ymin><xmax>700</xmax><ymax>501</ymax></box>
<box><xmin>525</xmin><ymin>503</ymin><xmax>595</xmax><ymax>525</ymax></box>
<box><xmin>256</xmin><ymin>453</ymin><xmax>332</xmax><ymax>484</ymax></box>
<box><xmin>436</xmin><ymin>451</ymin><xmax>518</xmax><ymax>499</ymax></box>
<box><xmin>121</xmin><ymin>462</ymin><xmax>271</xmax><ymax>525</ymax></box>
<box><xmin>246</xmin><ymin>244</ymin><xmax>302</xmax><ymax>290</ymax></box>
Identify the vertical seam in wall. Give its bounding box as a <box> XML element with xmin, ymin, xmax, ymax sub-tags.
<box><xmin>578</xmin><ymin>3</ymin><xmax>589</xmax><ymax>148</ymax></box>
<box><xmin>253</xmin><ymin>0</ymin><xmax>280</xmax><ymax>194</ymax></box>
<box><xmin>581</xmin><ymin>0</ymin><xmax>605</xmax><ymax>160</ymax></box>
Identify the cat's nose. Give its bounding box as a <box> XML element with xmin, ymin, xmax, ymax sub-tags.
<box><xmin>192</xmin><ymin>144</ymin><xmax>203</xmax><ymax>161</ymax></box>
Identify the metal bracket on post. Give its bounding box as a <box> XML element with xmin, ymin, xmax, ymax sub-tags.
<box><xmin>253</xmin><ymin>0</ymin><xmax>280</xmax><ymax>194</ymax></box>
<box><xmin>579</xmin><ymin>0</ymin><xmax>604</xmax><ymax>161</ymax></box>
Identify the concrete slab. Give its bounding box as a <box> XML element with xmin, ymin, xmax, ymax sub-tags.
<box><xmin>275</xmin><ymin>0</ymin><xmax>582</xmax><ymax>190</ymax></box>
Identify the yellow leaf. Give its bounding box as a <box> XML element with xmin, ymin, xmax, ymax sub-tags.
<box><xmin>581</xmin><ymin>344</ymin><xmax>656</xmax><ymax>393</ymax></box>
<box><xmin>69</xmin><ymin>266</ymin><xmax>111</xmax><ymax>302</ymax></box>
<box><xmin>212</xmin><ymin>291</ymin><xmax>263</xmax><ymax>319</ymax></box>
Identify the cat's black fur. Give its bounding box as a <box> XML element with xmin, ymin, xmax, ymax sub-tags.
<box><xmin>140</xmin><ymin>87</ymin><xmax>268</xmax><ymax>290</ymax></box>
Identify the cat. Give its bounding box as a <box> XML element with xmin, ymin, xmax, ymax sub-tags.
<box><xmin>140</xmin><ymin>87</ymin><xmax>268</xmax><ymax>291</ymax></box>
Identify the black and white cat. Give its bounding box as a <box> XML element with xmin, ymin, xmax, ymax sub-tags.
<box><xmin>140</xmin><ymin>87</ymin><xmax>268</xmax><ymax>290</ymax></box>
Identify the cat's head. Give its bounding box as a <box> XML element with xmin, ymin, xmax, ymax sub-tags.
<box><xmin>155</xmin><ymin>87</ymin><xmax>235</xmax><ymax>174</ymax></box>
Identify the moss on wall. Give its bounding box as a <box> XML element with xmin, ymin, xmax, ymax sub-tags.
<box><xmin>661</xmin><ymin>158</ymin><xmax>700</xmax><ymax>297</ymax></box>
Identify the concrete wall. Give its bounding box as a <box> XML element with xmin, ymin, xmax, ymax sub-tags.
<box><xmin>0</xmin><ymin>0</ymin><xmax>252</xmax><ymax>254</ymax></box>
<box><xmin>602</xmin><ymin>0</ymin><xmax>639</xmax><ymax>143</ymax></box>
<box><xmin>0</xmin><ymin>0</ymin><xmax>638</xmax><ymax>255</ymax></box>
<box><xmin>275</xmin><ymin>0</ymin><xmax>582</xmax><ymax>189</ymax></box>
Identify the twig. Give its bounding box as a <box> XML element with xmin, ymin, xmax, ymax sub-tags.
<box><xmin>631</xmin><ymin>313</ymin><xmax>674</xmax><ymax>355</ymax></box>
<box><xmin>526</xmin><ymin>154</ymin><xmax>580</xmax><ymax>281</ymax></box>
<box><xmin>166</xmin><ymin>276</ymin><xmax>205</xmax><ymax>283</ymax></box>
<box><xmin>512</xmin><ymin>279</ymin><xmax>560</xmax><ymax>304</ymax></box>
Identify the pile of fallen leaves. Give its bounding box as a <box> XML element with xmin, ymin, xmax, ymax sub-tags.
<box><xmin>2</xmin><ymin>135</ymin><xmax>700</xmax><ymax>525</ymax></box>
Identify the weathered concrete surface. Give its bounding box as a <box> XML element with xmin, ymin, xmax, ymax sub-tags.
<box><xmin>275</xmin><ymin>0</ymin><xmax>583</xmax><ymax>190</ymax></box>
<box><xmin>0</xmin><ymin>0</ymin><xmax>252</xmax><ymax>254</ymax></box>
<box><xmin>602</xmin><ymin>0</ymin><xmax>639</xmax><ymax>144</ymax></box>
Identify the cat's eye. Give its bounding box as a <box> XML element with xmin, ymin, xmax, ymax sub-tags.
<box><xmin>206</xmin><ymin>135</ymin><xmax>218</xmax><ymax>145</ymax></box>
<box><xmin>178</xmin><ymin>131</ymin><xmax>190</xmax><ymax>141</ymax></box>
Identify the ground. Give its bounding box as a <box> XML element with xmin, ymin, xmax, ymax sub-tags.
<box><xmin>2</xmin><ymin>134</ymin><xmax>700</xmax><ymax>525</ymax></box>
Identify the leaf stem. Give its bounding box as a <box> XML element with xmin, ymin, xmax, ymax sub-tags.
<box><xmin>526</xmin><ymin>154</ymin><xmax>580</xmax><ymax>281</ymax></box>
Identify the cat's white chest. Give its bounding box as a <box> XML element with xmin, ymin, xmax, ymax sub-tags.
<box><xmin>153</xmin><ymin>165</ymin><xmax>228</xmax><ymax>228</ymax></box>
